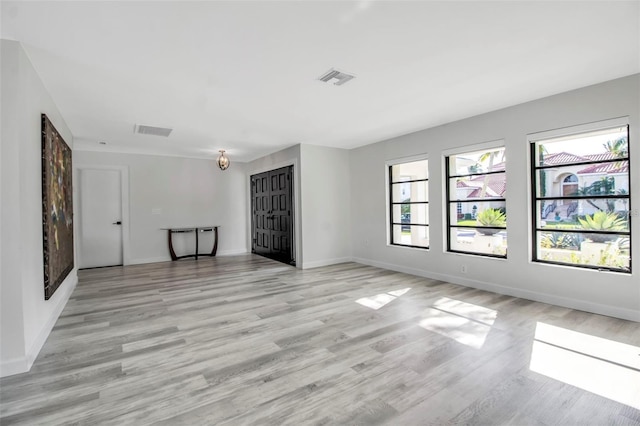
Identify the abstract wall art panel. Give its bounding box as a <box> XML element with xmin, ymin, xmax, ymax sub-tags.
<box><xmin>41</xmin><ymin>114</ymin><xmax>74</xmax><ymax>299</ymax></box>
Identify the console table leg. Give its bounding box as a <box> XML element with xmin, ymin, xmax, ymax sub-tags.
<box><xmin>195</xmin><ymin>229</ymin><xmax>200</xmax><ymax>260</ymax></box>
<box><xmin>168</xmin><ymin>230</ymin><xmax>178</xmax><ymax>261</ymax></box>
<box><xmin>211</xmin><ymin>227</ymin><xmax>218</xmax><ymax>256</ymax></box>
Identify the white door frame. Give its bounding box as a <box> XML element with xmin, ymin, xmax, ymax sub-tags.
<box><xmin>74</xmin><ymin>164</ymin><xmax>131</xmax><ymax>266</ymax></box>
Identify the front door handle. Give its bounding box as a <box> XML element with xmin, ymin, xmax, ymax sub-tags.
<box><xmin>113</xmin><ymin>221</ymin><xmax>122</xmax><ymax>225</ymax></box>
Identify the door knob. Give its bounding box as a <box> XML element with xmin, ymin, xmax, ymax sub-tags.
<box><xmin>113</xmin><ymin>221</ymin><xmax>122</xmax><ymax>225</ymax></box>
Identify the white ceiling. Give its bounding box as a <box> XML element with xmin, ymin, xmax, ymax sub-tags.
<box><xmin>2</xmin><ymin>1</ymin><xmax>639</xmax><ymax>162</ymax></box>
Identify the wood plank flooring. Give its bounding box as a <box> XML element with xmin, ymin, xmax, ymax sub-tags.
<box><xmin>1</xmin><ymin>254</ymin><xmax>639</xmax><ymax>425</ymax></box>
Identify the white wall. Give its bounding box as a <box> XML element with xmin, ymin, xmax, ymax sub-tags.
<box><xmin>1</xmin><ymin>40</ymin><xmax>78</xmax><ymax>376</ymax></box>
<box><xmin>300</xmin><ymin>144</ymin><xmax>351</xmax><ymax>268</ymax></box>
<box><xmin>350</xmin><ymin>74</ymin><xmax>640</xmax><ymax>321</ymax></box>
<box><xmin>1</xmin><ymin>39</ymin><xmax>26</xmax><ymax>375</ymax></box>
<box><xmin>74</xmin><ymin>151</ymin><xmax>249</xmax><ymax>264</ymax></box>
<box><xmin>247</xmin><ymin>144</ymin><xmax>352</xmax><ymax>269</ymax></box>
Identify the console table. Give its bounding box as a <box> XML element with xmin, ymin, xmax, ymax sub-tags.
<box><xmin>161</xmin><ymin>226</ymin><xmax>219</xmax><ymax>261</ymax></box>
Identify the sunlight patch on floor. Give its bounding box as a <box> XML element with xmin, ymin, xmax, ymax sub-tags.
<box><xmin>418</xmin><ymin>297</ymin><xmax>497</xmax><ymax>349</ymax></box>
<box><xmin>432</xmin><ymin>297</ymin><xmax>497</xmax><ymax>326</ymax></box>
<box><xmin>530</xmin><ymin>322</ymin><xmax>640</xmax><ymax>409</ymax></box>
<box><xmin>355</xmin><ymin>288</ymin><xmax>411</xmax><ymax>310</ymax></box>
<box><xmin>388</xmin><ymin>287</ymin><xmax>411</xmax><ymax>297</ymax></box>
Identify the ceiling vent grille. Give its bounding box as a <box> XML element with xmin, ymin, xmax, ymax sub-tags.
<box><xmin>134</xmin><ymin>124</ymin><xmax>173</xmax><ymax>137</ymax></box>
<box><xmin>318</xmin><ymin>68</ymin><xmax>355</xmax><ymax>86</ymax></box>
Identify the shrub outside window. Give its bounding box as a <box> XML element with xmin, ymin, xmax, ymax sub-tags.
<box><xmin>446</xmin><ymin>146</ymin><xmax>507</xmax><ymax>257</ymax></box>
<box><xmin>531</xmin><ymin>125</ymin><xmax>631</xmax><ymax>272</ymax></box>
<box><xmin>389</xmin><ymin>159</ymin><xmax>429</xmax><ymax>248</ymax></box>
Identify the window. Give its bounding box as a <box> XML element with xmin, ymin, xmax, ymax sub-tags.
<box><xmin>389</xmin><ymin>159</ymin><xmax>429</xmax><ymax>248</ymax></box>
<box><xmin>446</xmin><ymin>145</ymin><xmax>507</xmax><ymax>257</ymax></box>
<box><xmin>531</xmin><ymin>124</ymin><xmax>630</xmax><ymax>272</ymax></box>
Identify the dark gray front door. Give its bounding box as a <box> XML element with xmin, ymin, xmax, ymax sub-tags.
<box><xmin>251</xmin><ymin>166</ymin><xmax>295</xmax><ymax>265</ymax></box>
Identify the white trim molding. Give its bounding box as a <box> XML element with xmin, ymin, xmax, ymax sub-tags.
<box><xmin>302</xmin><ymin>257</ymin><xmax>353</xmax><ymax>270</ymax></box>
<box><xmin>352</xmin><ymin>257</ymin><xmax>640</xmax><ymax>322</ymax></box>
<box><xmin>527</xmin><ymin>116</ymin><xmax>630</xmax><ymax>143</ymax></box>
<box><xmin>1</xmin><ymin>272</ymin><xmax>78</xmax><ymax>377</ymax></box>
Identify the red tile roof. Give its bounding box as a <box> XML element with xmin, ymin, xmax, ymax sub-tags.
<box><xmin>456</xmin><ymin>174</ymin><xmax>506</xmax><ymax>197</ymax></box>
<box><xmin>585</xmin><ymin>153</ymin><xmax>619</xmax><ymax>161</ymax></box>
<box><xmin>578</xmin><ymin>160</ymin><xmax>629</xmax><ymax>174</ymax></box>
<box><xmin>540</xmin><ymin>152</ymin><xmax>627</xmax><ymax>174</ymax></box>
<box><xmin>541</xmin><ymin>152</ymin><xmax>590</xmax><ymax>165</ymax></box>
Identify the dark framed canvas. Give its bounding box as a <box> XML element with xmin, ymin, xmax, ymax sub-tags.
<box><xmin>41</xmin><ymin>114</ymin><xmax>74</xmax><ymax>300</ymax></box>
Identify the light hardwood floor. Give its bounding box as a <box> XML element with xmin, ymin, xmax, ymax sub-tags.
<box><xmin>1</xmin><ymin>254</ymin><xmax>639</xmax><ymax>425</ymax></box>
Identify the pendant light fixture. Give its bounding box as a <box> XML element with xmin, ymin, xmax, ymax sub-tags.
<box><xmin>216</xmin><ymin>149</ymin><xmax>230</xmax><ymax>170</ymax></box>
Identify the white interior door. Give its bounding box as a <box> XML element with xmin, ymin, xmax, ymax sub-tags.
<box><xmin>79</xmin><ymin>169</ymin><xmax>123</xmax><ymax>268</ymax></box>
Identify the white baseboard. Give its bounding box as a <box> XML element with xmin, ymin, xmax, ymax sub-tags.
<box><xmin>217</xmin><ymin>249</ymin><xmax>249</xmax><ymax>256</ymax></box>
<box><xmin>129</xmin><ymin>249</ymin><xmax>249</xmax><ymax>266</ymax></box>
<box><xmin>26</xmin><ymin>273</ymin><xmax>79</xmax><ymax>369</ymax></box>
<box><xmin>1</xmin><ymin>272</ymin><xmax>78</xmax><ymax>378</ymax></box>
<box><xmin>352</xmin><ymin>257</ymin><xmax>640</xmax><ymax>322</ymax></box>
<box><xmin>128</xmin><ymin>256</ymin><xmax>171</xmax><ymax>265</ymax></box>
<box><xmin>302</xmin><ymin>257</ymin><xmax>353</xmax><ymax>270</ymax></box>
<box><xmin>0</xmin><ymin>356</ymin><xmax>29</xmax><ymax>378</ymax></box>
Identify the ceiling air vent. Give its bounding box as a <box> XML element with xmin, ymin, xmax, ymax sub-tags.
<box><xmin>317</xmin><ymin>68</ymin><xmax>355</xmax><ymax>86</ymax></box>
<box><xmin>134</xmin><ymin>124</ymin><xmax>173</xmax><ymax>137</ymax></box>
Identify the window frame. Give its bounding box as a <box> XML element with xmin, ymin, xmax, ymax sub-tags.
<box><xmin>387</xmin><ymin>156</ymin><xmax>429</xmax><ymax>250</ymax></box>
<box><xmin>445</xmin><ymin>142</ymin><xmax>507</xmax><ymax>259</ymax></box>
<box><xmin>529</xmin><ymin>120</ymin><xmax>632</xmax><ymax>273</ymax></box>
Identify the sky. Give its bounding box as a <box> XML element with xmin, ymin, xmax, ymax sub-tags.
<box><xmin>538</xmin><ymin>127</ymin><xmax>627</xmax><ymax>157</ymax></box>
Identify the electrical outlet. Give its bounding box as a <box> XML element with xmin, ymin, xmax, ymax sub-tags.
<box><xmin>363</xmin><ymin>239</ymin><xmax>369</xmax><ymax>246</ymax></box>
<box><xmin>461</xmin><ymin>265</ymin><xmax>468</xmax><ymax>274</ymax></box>
<box><xmin>629</xmin><ymin>209</ymin><xmax>640</xmax><ymax>217</ymax></box>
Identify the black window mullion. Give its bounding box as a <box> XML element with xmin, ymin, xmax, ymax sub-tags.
<box><xmin>454</xmin><ymin>225</ymin><xmax>506</xmax><ymax>230</ymax></box>
<box><xmin>534</xmin><ymin>227</ymin><xmax>630</xmax><ymax>235</ymax></box>
<box><xmin>392</xmin><ymin>202</ymin><xmax>429</xmax><ymax>205</ymax></box>
<box><xmin>449</xmin><ymin>170</ymin><xmax>506</xmax><ymax>179</ymax></box>
<box><xmin>447</xmin><ymin>249</ymin><xmax>506</xmax><ymax>259</ymax></box>
<box><xmin>531</xmin><ymin>259</ymin><xmax>624</xmax><ymax>273</ymax></box>
<box><xmin>536</xmin><ymin>195</ymin><xmax>629</xmax><ymax>201</ymax></box>
<box><xmin>449</xmin><ymin>198</ymin><xmax>506</xmax><ymax>203</ymax></box>
<box><xmin>391</xmin><ymin>178</ymin><xmax>429</xmax><ymax>184</ymax></box>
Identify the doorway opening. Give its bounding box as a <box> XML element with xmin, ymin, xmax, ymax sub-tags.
<box><xmin>250</xmin><ymin>166</ymin><xmax>295</xmax><ymax>266</ymax></box>
<box><xmin>77</xmin><ymin>166</ymin><xmax>129</xmax><ymax>269</ymax></box>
